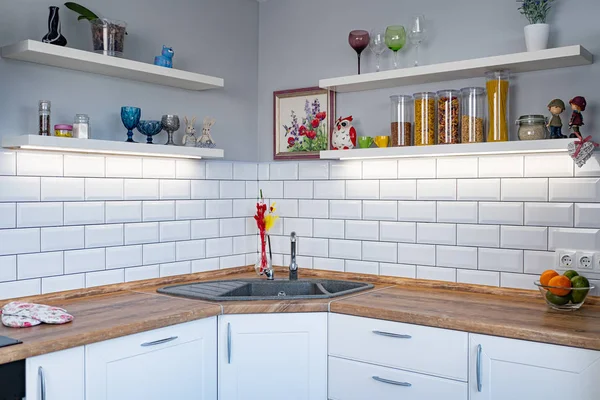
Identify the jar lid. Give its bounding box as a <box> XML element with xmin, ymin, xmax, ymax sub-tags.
<box><xmin>412</xmin><ymin>92</ymin><xmax>436</xmax><ymax>98</ymax></box>
<box><xmin>516</xmin><ymin>115</ymin><xmax>546</xmax><ymax>124</ymax></box>
<box><xmin>55</xmin><ymin>124</ymin><xmax>73</xmax><ymax>130</ymax></box>
<box><xmin>460</xmin><ymin>87</ymin><xmax>485</xmax><ymax>94</ymax></box>
<box><xmin>390</xmin><ymin>95</ymin><xmax>412</xmax><ymax>101</ymax></box>
<box><xmin>436</xmin><ymin>89</ymin><xmax>460</xmax><ymax>97</ymax></box>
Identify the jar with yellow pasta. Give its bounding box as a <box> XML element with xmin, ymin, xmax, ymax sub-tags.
<box><xmin>486</xmin><ymin>70</ymin><xmax>510</xmax><ymax>142</ymax></box>
<box><xmin>413</xmin><ymin>92</ymin><xmax>436</xmax><ymax>146</ymax></box>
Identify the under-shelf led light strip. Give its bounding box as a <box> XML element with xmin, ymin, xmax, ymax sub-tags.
<box><xmin>337</xmin><ymin>147</ymin><xmax>569</xmax><ymax>160</ymax></box>
<box><xmin>11</xmin><ymin>144</ymin><xmax>204</xmax><ymax>159</ymax></box>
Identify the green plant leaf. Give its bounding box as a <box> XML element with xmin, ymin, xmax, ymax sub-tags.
<box><xmin>64</xmin><ymin>2</ymin><xmax>99</xmax><ymax>21</ymax></box>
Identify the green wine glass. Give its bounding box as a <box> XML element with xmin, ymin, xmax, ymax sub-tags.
<box><xmin>385</xmin><ymin>25</ymin><xmax>406</xmax><ymax>69</ymax></box>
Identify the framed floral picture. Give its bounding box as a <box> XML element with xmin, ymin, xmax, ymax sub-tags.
<box><xmin>273</xmin><ymin>87</ymin><xmax>336</xmax><ymax>160</ymax></box>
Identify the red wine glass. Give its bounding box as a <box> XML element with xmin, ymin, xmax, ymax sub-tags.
<box><xmin>349</xmin><ymin>30</ymin><xmax>370</xmax><ymax>75</ymax></box>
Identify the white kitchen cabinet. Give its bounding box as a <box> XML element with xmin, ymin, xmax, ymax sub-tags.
<box><xmin>218</xmin><ymin>312</ymin><xmax>327</xmax><ymax>400</ymax></box>
<box><xmin>470</xmin><ymin>333</ymin><xmax>600</xmax><ymax>400</ymax></box>
<box><xmin>86</xmin><ymin>317</ymin><xmax>217</xmax><ymax>400</ymax></box>
<box><xmin>26</xmin><ymin>346</ymin><xmax>85</xmax><ymax>400</ymax></box>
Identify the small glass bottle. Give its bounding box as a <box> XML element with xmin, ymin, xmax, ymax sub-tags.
<box><xmin>460</xmin><ymin>87</ymin><xmax>486</xmax><ymax>143</ymax></box>
<box><xmin>390</xmin><ymin>95</ymin><xmax>413</xmax><ymax>146</ymax></box>
<box><xmin>413</xmin><ymin>92</ymin><xmax>436</xmax><ymax>146</ymax></box>
<box><xmin>39</xmin><ymin>100</ymin><xmax>51</xmax><ymax>136</ymax></box>
<box><xmin>73</xmin><ymin>114</ymin><xmax>90</xmax><ymax>139</ymax></box>
<box><xmin>436</xmin><ymin>89</ymin><xmax>460</xmax><ymax>144</ymax></box>
<box><xmin>486</xmin><ymin>70</ymin><xmax>510</xmax><ymax>142</ymax></box>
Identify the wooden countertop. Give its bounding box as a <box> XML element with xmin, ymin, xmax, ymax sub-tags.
<box><xmin>1</xmin><ymin>266</ymin><xmax>599</xmax><ymax>364</ymax></box>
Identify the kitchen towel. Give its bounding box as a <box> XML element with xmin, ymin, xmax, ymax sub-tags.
<box><xmin>1</xmin><ymin>301</ymin><xmax>74</xmax><ymax>328</ymax></box>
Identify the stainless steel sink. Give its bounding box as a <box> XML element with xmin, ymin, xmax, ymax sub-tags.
<box><xmin>157</xmin><ymin>279</ymin><xmax>374</xmax><ymax>301</ymax></box>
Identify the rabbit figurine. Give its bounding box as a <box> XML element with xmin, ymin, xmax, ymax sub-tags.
<box><xmin>197</xmin><ymin>117</ymin><xmax>216</xmax><ymax>148</ymax></box>
<box><xmin>182</xmin><ymin>116</ymin><xmax>197</xmax><ymax>147</ymax></box>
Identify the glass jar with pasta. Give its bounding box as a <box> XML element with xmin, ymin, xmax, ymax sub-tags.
<box><xmin>486</xmin><ymin>70</ymin><xmax>510</xmax><ymax>142</ymax></box>
<box><xmin>413</xmin><ymin>92</ymin><xmax>436</xmax><ymax>146</ymax></box>
<box><xmin>436</xmin><ymin>89</ymin><xmax>460</xmax><ymax>144</ymax></box>
<box><xmin>460</xmin><ymin>87</ymin><xmax>486</xmax><ymax>143</ymax></box>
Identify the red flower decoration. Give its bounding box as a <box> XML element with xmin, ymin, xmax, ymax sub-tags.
<box><xmin>298</xmin><ymin>125</ymin><xmax>307</xmax><ymax>135</ymax></box>
<box><xmin>311</xmin><ymin>118</ymin><xmax>320</xmax><ymax>128</ymax></box>
<box><xmin>306</xmin><ymin>130</ymin><xmax>317</xmax><ymax>139</ymax></box>
<box><xmin>288</xmin><ymin>137</ymin><xmax>295</xmax><ymax>146</ymax></box>
<box><xmin>316</xmin><ymin>111</ymin><xmax>327</xmax><ymax>121</ymax></box>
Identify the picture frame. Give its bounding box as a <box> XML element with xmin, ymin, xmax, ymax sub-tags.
<box><xmin>273</xmin><ymin>87</ymin><xmax>336</xmax><ymax>160</ymax></box>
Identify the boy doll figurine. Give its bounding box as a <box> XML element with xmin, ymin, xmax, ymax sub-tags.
<box><xmin>547</xmin><ymin>99</ymin><xmax>566</xmax><ymax>139</ymax></box>
<box><xmin>569</xmin><ymin>96</ymin><xmax>587</xmax><ymax>138</ymax></box>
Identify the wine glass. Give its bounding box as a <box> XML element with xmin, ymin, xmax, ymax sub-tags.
<box><xmin>385</xmin><ymin>25</ymin><xmax>406</xmax><ymax>69</ymax></box>
<box><xmin>409</xmin><ymin>15</ymin><xmax>427</xmax><ymax>66</ymax></box>
<box><xmin>369</xmin><ymin>30</ymin><xmax>387</xmax><ymax>72</ymax></box>
<box><xmin>136</xmin><ymin>120</ymin><xmax>163</xmax><ymax>144</ymax></box>
<box><xmin>348</xmin><ymin>30</ymin><xmax>370</xmax><ymax>75</ymax></box>
<box><xmin>161</xmin><ymin>114</ymin><xmax>180</xmax><ymax>146</ymax></box>
<box><xmin>121</xmin><ymin>106</ymin><xmax>141</xmax><ymax>143</ymax></box>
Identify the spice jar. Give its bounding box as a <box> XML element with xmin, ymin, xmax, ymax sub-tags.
<box><xmin>73</xmin><ymin>114</ymin><xmax>90</xmax><ymax>139</ymax></box>
<box><xmin>413</xmin><ymin>92</ymin><xmax>436</xmax><ymax>146</ymax></box>
<box><xmin>460</xmin><ymin>87</ymin><xmax>486</xmax><ymax>143</ymax></box>
<box><xmin>390</xmin><ymin>95</ymin><xmax>413</xmax><ymax>146</ymax></box>
<box><xmin>54</xmin><ymin>124</ymin><xmax>73</xmax><ymax>137</ymax></box>
<box><xmin>39</xmin><ymin>100</ymin><xmax>51</xmax><ymax>136</ymax></box>
<box><xmin>486</xmin><ymin>70</ymin><xmax>510</xmax><ymax>142</ymax></box>
<box><xmin>437</xmin><ymin>90</ymin><xmax>460</xmax><ymax>144</ymax></box>
<box><xmin>516</xmin><ymin>115</ymin><xmax>549</xmax><ymax>140</ymax></box>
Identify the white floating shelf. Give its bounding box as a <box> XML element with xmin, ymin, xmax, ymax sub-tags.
<box><xmin>320</xmin><ymin>139</ymin><xmax>574</xmax><ymax>160</ymax></box>
<box><xmin>2</xmin><ymin>135</ymin><xmax>224</xmax><ymax>160</ymax></box>
<box><xmin>320</xmin><ymin>45</ymin><xmax>593</xmax><ymax>93</ymax></box>
<box><xmin>1</xmin><ymin>40</ymin><xmax>224</xmax><ymax>91</ymax></box>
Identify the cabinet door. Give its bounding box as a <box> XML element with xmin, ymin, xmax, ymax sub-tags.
<box><xmin>26</xmin><ymin>347</ymin><xmax>85</xmax><ymax>400</ymax></box>
<box><xmin>218</xmin><ymin>312</ymin><xmax>327</xmax><ymax>400</ymax></box>
<box><xmin>470</xmin><ymin>334</ymin><xmax>600</xmax><ymax>400</ymax></box>
<box><xmin>86</xmin><ymin>317</ymin><xmax>217</xmax><ymax>400</ymax></box>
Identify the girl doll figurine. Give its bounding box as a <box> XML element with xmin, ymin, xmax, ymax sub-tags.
<box><xmin>547</xmin><ymin>99</ymin><xmax>566</xmax><ymax>139</ymax></box>
<box><xmin>569</xmin><ymin>96</ymin><xmax>587</xmax><ymax>138</ymax></box>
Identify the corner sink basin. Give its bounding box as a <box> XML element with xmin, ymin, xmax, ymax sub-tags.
<box><xmin>157</xmin><ymin>279</ymin><xmax>374</xmax><ymax>301</ymax></box>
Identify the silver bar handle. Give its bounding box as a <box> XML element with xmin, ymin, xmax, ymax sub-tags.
<box><xmin>38</xmin><ymin>366</ymin><xmax>46</xmax><ymax>400</ymax></box>
<box><xmin>476</xmin><ymin>344</ymin><xmax>482</xmax><ymax>392</ymax></box>
<box><xmin>373</xmin><ymin>330</ymin><xmax>412</xmax><ymax>339</ymax></box>
<box><xmin>372</xmin><ymin>376</ymin><xmax>412</xmax><ymax>387</ymax></box>
<box><xmin>227</xmin><ymin>322</ymin><xmax>232</xmax><ymax>364</ymax></box>
<box><xmin>140</xmin><ymin>336</ymin><xmax>178</xmax><ymax>347</ymax></box>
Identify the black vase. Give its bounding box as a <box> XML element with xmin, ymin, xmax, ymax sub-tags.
<box><xmin>42</xmin><ymin>6</ymin><xmax>67</xmax><ymax>46</ymax></box>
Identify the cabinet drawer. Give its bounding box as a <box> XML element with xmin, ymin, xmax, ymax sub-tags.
<box><xmin>328</xmin><ymin>313</ymin><xmax>468</xmax><ymax>381</ymax></box>
<box><xmin>329</xmin><ymin>356</ymin><xmax>467</xmax><ymax>400</ymax></box>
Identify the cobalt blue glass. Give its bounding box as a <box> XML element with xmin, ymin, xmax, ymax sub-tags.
<box><xmin>137</xmin><ymin>120</ymin><xmax>163</xmax><ymax>144</ymax></box>
<box><xmin>121</xmin><ymin>106</ymin><xmax>141</xmax><ymax>143</ymax></box>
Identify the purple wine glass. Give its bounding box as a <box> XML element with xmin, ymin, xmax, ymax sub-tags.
<box><xmin>349</xmin><ymin>30</ymin><xmax>370</xmax><ymax>75</ymax></box>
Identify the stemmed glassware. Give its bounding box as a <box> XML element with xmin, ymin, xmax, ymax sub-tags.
<box><xmin>161</xmin><ymin>114</ymin><xmax>180</xmax><ymax>146</ymax></box>
<box><xmin>385</xmin><ymin>25</ymin><xmax>406</xmax><ymax>69</ymax></box>
<box><xmin>348</xmin><ymin>30</ymin><xmax>370</xmax><ymax>75</ymax></box>
<box><xmin>408</xmin><ymin>15</ymin><xmax>427</xmax><ymax>67</ymax></box>
<box><xmin>369</xmin><ymin>30</ymin><xmax>387</xmax><ymax>72</ymax></box>
<box><xmin>121</xmin><ymin>106</ymin><xmax>141</xmax><ymax>143</ymax></box>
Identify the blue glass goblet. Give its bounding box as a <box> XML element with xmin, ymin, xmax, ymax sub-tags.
<box><xmin>137</xmin><ymin>120</ymin><xmax>163</xmax><ymax>144</ymax></box>
<box><xmin>121</xmin><ymin>106</ymin><xmax>141</xmax><ymax>143</ymax></box>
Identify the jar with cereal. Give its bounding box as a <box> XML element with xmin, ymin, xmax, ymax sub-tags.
<box><xmin>460</xmin><ymin>87</ymin><xmax>486</xmax><ymax>143</ymax></box>
<box><xmin>436</xmin><ymin>90</ymin><xmax>460</xmax><ymax>144</ymax></box>
<box><xmin>390</xmin><ymin>95</ymin><xmax>413</xmax><ymax>146</ymax></box>
<box><xmin>413</xmin><ymin>92</ymin><xmax>435</xmax><ymax>146</ymax></box>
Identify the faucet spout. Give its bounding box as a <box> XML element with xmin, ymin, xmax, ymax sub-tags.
<box><xmin>289</xmin><ymin>232</ymin><xmax>298</xmax><ymax>280</ymax></box>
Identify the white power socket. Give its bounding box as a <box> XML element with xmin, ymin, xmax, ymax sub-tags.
<box><xmin>556</xmin><ymin>249</ymin><xmax>576</xmax><ymax>270</ymax></box>
<box><xmin>576</xmin><ymin>251</ymin><xmax>595</xmax><ymax>270</ymax></box>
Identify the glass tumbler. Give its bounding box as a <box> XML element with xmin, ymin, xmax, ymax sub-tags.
<box><xmin>390</xmin><ymin>95</ymin><xmax>413</xmax><ymax>146</ymax></box>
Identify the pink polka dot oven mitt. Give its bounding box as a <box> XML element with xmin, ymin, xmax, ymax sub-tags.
<box><xmin>1</xmin><ymin>301</ymin><xmax>74</xmax><ymax>328</ymax></box>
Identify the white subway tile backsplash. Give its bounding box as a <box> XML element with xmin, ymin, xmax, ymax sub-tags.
<box><xmin>41</xmin><ymin>177</ymin><xmax>84</xmax><ymax>201</ymax></box>
<box><xmin>457</xmin><ymin>179</ymin><xmax>500</xmax><ymax>201</ymax></box>
<box><xmin>0</xmin><ymin>279</ymin><xmax>41</xmax><ymax>300</ymax></box>
<box><xmin>297</xmin><ymin>237</ymin><xmax>328</xmax><ymax>257</ymax></box>
<box><xmin>362</xmin><ymin>160</ymin><xmax>398</xmax><ymax>179</ymax></box>
<box><xmin>500</xmin><ymin>273</ymin><xmax>538</xmax><ymax>290</ymax></box>
<box><xmin>124</xmin><ymin>222</ymin><xmax>159</xmax><ymax>245</ymax></box>
<box><xmin>457</xmin><ymin>270</ymin><xmax>499</xmax><ymax>286</ymax></box>
<box><xmin>220</xmin><ymin>255</ymin><xmax>246</xmax><ymax>269</ymax></box>
<box><xmin>205</xmin><ymin>237</ymin><xmax>233</xmax><ymax>258</ymax></box>
<box><xmin>330</xmin><ymin>161</ymin><xmax>362</xmax><ymax>180</ymax></box>
<box><xmin>478</xmin><ymin>248</ymin><xmax>523</xmax><ymax>273</ymax></box>
<box><xmin>42</xmin><ymin>274</ymin><xmax>85</xmax><ymax>294</ymax></box>
<box><xmin>0</xmin><ymin>228</ymin><xmax>39</xmax><ymax>256</ymax></box>
<box><xmin>191</xmin><ymin>219</ymin><xmax>220</xmax><ymax>239</ymax></box>
<box><xmin>379</xmin><ymin>180</ymin><xmax>416</xmax><ymax>200</ymax></box>
<box><xmin>246</xmin><ymin>217</ymin><xmax>258</xmax><ymax>235</ymax></box>
<box><xmin>125</xmin><ymin>265</ymin><xmax>160</xmax><ymax>282</ymax></box>
<box><xmin>417</xmin><ymin>223</ymin><xmax>456</xmax><ymax>245</ymax></box>
<box><xmin>299</xmin><ymin>200</ymin><xmax>328</xmax><ymax>218</ymax></box>
<box><xmin>299</xmin><ymin>162</ymin><xmax>329</xmax><ymax>180</ymax></box>
<box><xmin>246</xmin><ymin>181</ymin><xmax>259</xmax><ymax>199</ymax></box>
<box><xmin>457</xmin><ymin>224</ymin><xmax>500</xmax><ymax>248</ymax></box>
<box><xmin>0</xmin><ymin>203</ymin><xmax>16</xmax><ymax>229</ymax></box>
<box><xmin>417</xmin><ymin>266</ymin><xmax>456</xmax><ymax>282</ymax></box>
<box><xmin>314</xmin><ymin>219</ymin><xmax>344</xmax><ymax>239</ymax></box>
<box><xmin>233</xmin><ymin>162</ymin><xmax>258</xmax><ymax>180</ymax></box>
<box><xmin>190</xmin><ymin>180</ymin><xmax>220</xmax><ymax>199</ymax></box>
<box><xmin>85</xmin><ymin>224</ymin><xmax>123</xmax><ymax>248</ymax></box>
<box><xmin>142</xmin><ymin>159</ymin><xmax>176</xmax><ymax>179</ymax></box>
<box><xmin>175</xmin><ymin>159</ymin><xmax>205</xmax><ymax>180</ymax></box>
<box><xmin>160</xmin><ymin>261</ymin><xmax>191</xmax><ymax>277</ymax></box>
<box><xmin>17</xmin><ymin>202</ymin><xmax>62</xmax><ymax>228</ymax></box>
<box><xmin>160</xmin><ymin>221</ymin><xmax>191</xmax><ymax>242</ymax></box>
<box><xmin>436</xmin><ymin>245</ymin><xmax>477</xmax><ymax>269</ymax></box>
<box><xmin>220</xmin><ymin>181</ymin><xmax>246</xmax><ymax>199</ymax></box>
<box><xmin>0</xmin><ymin>256</ymin><xmax>16</xmax><ymax>282</ymax></box>
<box><xmin>233</xmin><ymin>236</ymin><xmax>254</xmax><ymax>254</ymax></box>
<box><xmin>548</xmin><ymin>228</ymin><xmax>600</xmax><ymax>250</ymax></box>
<box><xmin>329</xmin><ymin>239</ymin><xmax>361</xmax><ymax>260</ymax></box>
<box><xmin>64</xmin><ymin>202</ymin><xmax>104</xmax><ymax>226</ymax></box>
<box><xmin>397</xmin><ymin>243</ymin><xmax>435</xmax><ymax>266</ymax></box>
<box><xmin>17</xmin><ymin>251</ymin><xmax>63</xmax><ymax>279</ymax></box>
<box><xmin>64</xmin><ymin>248</ymin><xmax>105</xmax><ymax>274</ymax></box>
<box><xmin>0</xmin><ymin>177</ymin><xmax>40</xmax><ymax>202</ymax></box>
<box><xmin>524</xmin><ymin>250</ymin><xmax>555</xmax><ymax>274</ymax></box>
<box><xmin>379</xmin><ymin>263</ymin><xmax>416</xmax><ymax>278</ymax></box>
<box><xmin>270</xmin><ymin>199</ymin><xmax>298</xmax><ymax>218</ymax></box>
<box><xmin>575</xmin><ymin>204</ymin><xmax>600</xmax><ymax>228</ymax></box>
<box><xmin>346</xmin><ymin>220</ymin><xmax>379</xmax><ymax>241</ymax></box>
<box><xmin>41</xmin><ymin>226</ymin><xmax>84</xmax><ymax>251</ymax></box>
<box><xmin>330</xmin><ymin>200</ymin><xmax>362</xmax><ymax>220</ymax></box>
<box><xmin>397</xmin><ymin>201</ymin><xmax>436</xmax><ymax>222</ymax></box>
<box><xmin>437</xmin><ymin>202</ymin><xmax>478</xmax><ymax>223</ymax></box>
<box><xmin>380</xmin><ymin>221</ymin><xmax>415</xmax><ymax>243</ymax></box>
<box><xmin>575</xmin><ymin>154</ymin><xmax>600</xmax><ymax>177</ymax></box>
<box><xmin>105</xmin><ymin>157</ymin><xmax>142</xmax><ymax>178</ymax></box>
<box><xmin>0</xmin><ymin>151</ymin><xmax>16</xmax><ymax>176</ymax></box>
<box><xmin>143</xmin><ymin>242</ymin><xmax>176</xmax><ymax>265</ymax></box>
<box><xmin>143</xmin><ymin>201</ymin><xmax>175</xmax><ymax>222</ymax></box>
<box><xmin>500</xmin><ymin>226</ymin><xmax>548</xmax><ymax>250</ymax></box>
<box><xmin>284</xmin><ymin>181</ymin><xmax>313</xmax><ymax>199</ymax></box>
<box><xmin>17</xmin><ymin>152</ymin><xmax>63</xmax><ymax>176</ymax></box>
<box><xmin>85</xmin><ymin>269</ymin><xmax>124</xmax><ymax>288</ymax></box>
<box><xmin>232</xmin><ymin>199</ymin><xmax>255</xmax><ymax>218</ymax></box>
<box><xmin>313</xmin><ymin>257</ymin><xmax>344</xmax><ymax>272</ymax></box>
<box><xmin>417</xmin><ymin>179</ymin><xmax>456</xmax><ymax>200</ymax></box>
<box><xmin>219</xmin><ymin>218</ymin><xmax>245</xmax><ymax>237</ymax></box>
<box><xmin>524</xmin><ymin>154</ymin><xmax>573</xmax><ymax>177</ymax></box>
<box><xmin>501</xmin><ymin>178</ymin><xmax>548</xmax><ymax>201</ymax></box>
<box><xmin>259</xmin><ymin>181</ymin><xmax>284</xmax><ymax>198</ymax></box>
<box><xmin>206</xmin><ymin>200</ymin><xmax>232</xmax><ymax>219</ymax></box>
<box><xmin>85</xmin><ymin>178</ymin><xmax>124</xmax><ymax>201</ymax></box>
<box><xmin>362</xmin><ymin>241</ymin><xmax>397</xmax><ymax>263</ymax></box>
<box><xmin>524</xmin><ymin>203</ymin><xmax>573</xmax><ymax>227</ymax></box>
<box><xmin>105</xmin><ymin>201</ymin><xmax>142</xmax><ymax>223</ymax></box>
<box><xmin>176</xmin><ymin>240</ymin><xmax>206</xmax><ymax>261</ymax></box>
<box><xmin>478</xmin><ymin>156</ymin><xmax>523</xmax><ymax>178</ymax></box>
<box><xmin>397</xmin><ymin>159</ymin><xmax>436</xmax><ymax>179</ymax></box>
<box><xmin>345</xmin><ymin>260</ymin><xmax>379</xmax><ymax>274</ymax></box>
<box><xmin>283</xmin><ymin>218</ymin><xmax>313</xmax><ymax>237</ymax></box>
<box><xmin>124</xmin><ymin>179</ymin><xmax>159</xmax><ymax>200</ymax></box>
<box><xmin>479</xmin><ymin>202</ymin><xmax>523</xmax><ymax>225</ymax></box>
<box><xmin>106</xmin><ymin>245</ymin><xmax>143</xmax><ymax>269</ymax></box>
<box><xmin>436</xmin><ymin>157</ymin><xmax>478</xmax><ymax>178</ymax></box>
<box><xmin>191</xmin><ymin>258</ymin><xmax>217</xmax><ymax>273</ymax></box>
<box><xmin>363</xmin><ymin>201</ymin><xmax>397</xmax><ymax>221</ymax></box>
<box><xmin>345</xmin><ymin>180</ymin><xmax>377</xmax><ymax>200</ymax></box>
<box><xmin>314</xmin><ymin>180</ymin><xmax>345</xmax><ymax>199</ymax></box>
<box><xmin>160</xmin><ymin>180</ymin><xmax>191</xmax><ymax>200</ymax></box>
<box><xmin>270</xmin><ymin>163</ymin><xmax>298</xmax><ymax>180</ymax></box>
<box><xmin>549</xmin><ymin>178</ymin><xmax>600</xmax><ymax>202</ymax></box>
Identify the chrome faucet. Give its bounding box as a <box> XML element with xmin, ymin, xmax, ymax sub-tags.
<box><xmin>289</xmin><ymin>232</ymin><xmax>298</xmax><ymax>280</ymax></box>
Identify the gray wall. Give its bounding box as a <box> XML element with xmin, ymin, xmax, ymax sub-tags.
<box><xmin>257</xmin><ymin>0</ymin><xmax>600</xmax><ymax>161</ymax></box>
<box><xmin>0</xmin><ymin>0</ymin><xmax>259</xmax><ymax>161</ymax></box>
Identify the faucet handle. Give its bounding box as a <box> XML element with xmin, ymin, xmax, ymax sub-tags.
<box><xmin>290</xmin><ymin>232</ymin><xmax>297</xmax><ymax>242</ymax></box>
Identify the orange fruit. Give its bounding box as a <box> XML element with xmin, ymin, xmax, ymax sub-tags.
<box><xmin>547</xmin><ymin>275</ymin><xmax>572</xmax><ymax>296</ymax></box>
<box><xmin>540</xmin><ymin>270</ymin><xmax>559</xmax><ymax>286</ymax></box>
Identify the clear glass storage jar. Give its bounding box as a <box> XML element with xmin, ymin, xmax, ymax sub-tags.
<box><xmin>73</xmin><ymin>114</ymin><xmax>90</xmax><ymax>139</ymax></box>
<box><xmin>460</xmin><ymin>87</ymin><xmax>486</xmax><ymax>143</ymax></box>
<box><xmin>516</xmin><ymin>115</ymin><xmax>549</xmax><ymax>140</ymax></box>
<box><xmin>390</xmin><ymin>95</ymin><xmax>413</xmax><ymax>146</ymax></box>
<box><xmin>437</xmin><ymin>89</ymin><xmax>460</xmax><ymax>144</ymax></box>
<box><xmin>413</xmin><ymin>92</ymin><xmax>436</xmax><ymax>146</ymax></box>
<box><xmin>486</xmin><ymin>70</ymin><xmax>510</xmax><ymax>142</ymax></box>
<box><xmin>54</xmin><ymin>124</ymin><xmax>72</xmax><ymax>137</ymax></box>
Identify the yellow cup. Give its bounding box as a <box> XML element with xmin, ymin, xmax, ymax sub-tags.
<box><xmin>374</xmin><ymin>136</ymin><xmax>389</xmax><ymax>148</ymax></box>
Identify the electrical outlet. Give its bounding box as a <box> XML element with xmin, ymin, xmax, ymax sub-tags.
<box><xmin>576</xmin><ymin>251</ymin><xmax>595</xmax><ymax>270</ymax></box>
<box><xmin>555</xmin><ymin>249</ymin><xmax>576</xmax><ymax>270</ymax></box>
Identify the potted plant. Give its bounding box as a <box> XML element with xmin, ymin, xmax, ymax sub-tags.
<box><xmin>64</xmin><ymin>2</ymin><xmax>127</xmax><ymax>57</ymax></box>
<box><xmin>518</xmin><ymin>0</ymin><xmax>555</xmax><ymax>52</ymax></box>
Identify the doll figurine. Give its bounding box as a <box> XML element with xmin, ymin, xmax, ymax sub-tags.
<box><xmin>182</xmin><ymin>116</ymin><xmax>197</xmax><ymax>147</ymax></box>
<box><xmin>547</xmin><ymin>99</ymin><xmax>566</xmax><ymax>139</ymax></box>
<box><xmin>569</xmin><ymin>96</ymin><xmax>587</xmax><ymax>138</ymax></box>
